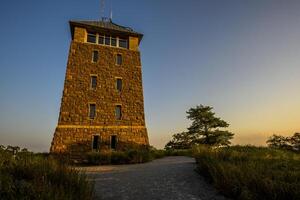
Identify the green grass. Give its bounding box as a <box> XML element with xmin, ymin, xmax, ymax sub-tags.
<box><xmin>193</xmin><ymin>145</ymin><xmax>300</xmax><ymax>200</ymax></box>
<box><xmin>0</xmin><ymin>147</ymin><xmax>94</xmax><ymax>200</ymax></box>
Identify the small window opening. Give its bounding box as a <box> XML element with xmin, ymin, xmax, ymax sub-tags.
<box><xmin>91</xmin><ymin>76</ymin><xmax>97</xmax><ymax>89</ymax></box>
<box><xmin>92</xmin><ymin>50</ymin><xmax>99</xmax><ymax>62</ymax></box>
<box><xmin>115</xmin><ymin>105</ymin><xmax>122</xmax><ymax>120</ymax></box>
<box><xmin>116</xmin><ymin>54</ymin><xmax>122</xmax><ymax>65</ymax></box>
<box><xmin>116</xmin><ymin>78</ymin><xmax>122</xmax><ymax>92</ymax></box>
<box><xmin>111</xmin><ymin>135</ymin><xmax>117</xmax><ymax>150</ymax></box>
<box><xmin>89</xmin><ymin>104</ymin><xmax>96</xmax><ymax>119</ymax></box>
<box><xmin>92</xmin><ymin>135</ymin><xmax>100</xmax><ymax>151</ymax></box>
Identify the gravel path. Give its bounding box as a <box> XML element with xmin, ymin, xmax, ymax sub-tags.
<box><xmin>83</xmin><ymin>156</ymin><xmax>228</xmax><ymax>200</ymax></box>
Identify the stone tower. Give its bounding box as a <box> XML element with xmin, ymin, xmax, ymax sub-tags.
<box><xmin>50</xmin><ymin>19</ymin><xmax>149</xmax><ymax>155</ymax></box>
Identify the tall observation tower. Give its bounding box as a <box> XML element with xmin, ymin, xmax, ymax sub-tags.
<box><xmin>50</xmin><ymin>18</ymin><xmax>149</xmax><ymax>155</ymax></box>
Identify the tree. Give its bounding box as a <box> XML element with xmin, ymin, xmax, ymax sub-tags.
<box><xmin>290</xmin><ymin>133</ymin><xmax>300</xmax><ymax>151</ymax></box>
<box><xmin>165</xmin><ymin>105</ymin><xmax>234</xmax><ymax>149</ymax></box>
<box><xmin>186</xmin><ymin>105</ymin><xmax>234</xmax><ymax>147</ymax></box>
<box><xmin>165</xmin><ymin>132</ymin><xmax>194</xmax><ymax>150</ymax></box>
<box><xmin>267</xmin><ymin>134</ymin><xmax>291</xmax><ymax>150</ymax></box>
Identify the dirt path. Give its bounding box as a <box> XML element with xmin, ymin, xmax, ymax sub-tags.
<box><xmin>82</xmin><ymin>156</ymin><xmax>228</xmax><ymax>200</ymax></box>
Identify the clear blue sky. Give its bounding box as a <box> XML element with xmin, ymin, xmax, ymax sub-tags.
<box><xmin>1</xmin><ymin>0</ymin><xmax>300</xmax><ymax>151</ymax></box>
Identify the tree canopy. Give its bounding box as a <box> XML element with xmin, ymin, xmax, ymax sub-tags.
<box><xmin>267</xmin><ymin>133</ymin><xmax>300</xmax><ymax>152</ymax></box>
<box><xmin>165</xmin><ymin>105</ymin><xmax>234</xmax><ymax>149</ymax></box>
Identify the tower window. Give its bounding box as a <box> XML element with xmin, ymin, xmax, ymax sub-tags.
<box><xmin>92</xmin><ymin>50</ymin><xmax>99</xmax><ymax>62</ymax></box>
<box><xmin>91</xmin><ymin>76</ymin><xmax>97</xmax><ymax>89</ymax></box>
<box><xmin>110</xmin><ymin>135</ymin><xmax>117</xmax><ymax>150</ymax></box>
<box><xmin>92</xmin><ymin>135</ymin><xmax>100</xmax><ymax>151</ymax></box>
<box><xmin>119</xmin><ymin>38</ymin><xmax>128</xmax><ymax>48</ymax></box>
<box><xmin>111</xmin><ymin>37</ymin><xmax>117</xmax><ymax>46</ymax></box>
<box><xmin>105</xmin><ymin>36</ymin><xmax>110</xmax><ymax>45</ymax></box>
<box><xmin>115</xmin><ymin>105</ymin><xmax>122</xmax><ymax>120</ymax></box>
<box><xmin>87</xmin><ymin>33</ymin><xmax>96</xmax><ymax>43</ymax></box>
<box><xmin>116</xmin><ymin>54</ymin><xmax>122</xmax><ymax>65</ymax></box>
<box><xmin>89</xmin><ymin>104</ymin><xmax>96</xmax><ymax>119</ymax></box>
<box><xmin>98</xmin><ymin>35</ymin><xmax>104</xmax><ymax>44</ymax></box>
<box><xmin>116</xmin><ymin>78</ymin><xmax>122</xmax><ymax>92</ymax></box>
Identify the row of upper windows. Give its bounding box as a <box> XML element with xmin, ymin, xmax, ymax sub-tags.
<box><xmin>87</xmin><ymin>32</ymin><xmax>128</xmax><ymax>49</ymax></box>
<box><xmin>89</xmin><ymin>104</ymin><xmax>122</xmax><ymax>120</ymax></box>
<box><xmin>90</xmin><ymin>76</ymin><xmax>122</xmax><ymax>92</ymax></box>
<box><xmin>92</xmin><ymin>50</ymin><xmax>122</xmax><ymax>65</ymax></box>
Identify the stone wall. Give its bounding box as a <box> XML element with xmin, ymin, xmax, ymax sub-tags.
<box><xmin>51</xmin><ymin>36</ymin><xmax>149</xmax><ymax>154</ymax></box>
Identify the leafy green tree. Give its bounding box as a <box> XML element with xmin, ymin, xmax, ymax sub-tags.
<box><xmin>186</xmin><ymin>105</ymin><xmax>234</xmax><ymax>147</ymax></box>
<box><xmin>165</xmin><ymin>105</ymin><xmax>234</xmax><ymax>149</ymax></box>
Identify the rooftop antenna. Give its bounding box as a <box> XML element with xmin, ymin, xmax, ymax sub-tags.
<box><xmin>110</xmin><ymin>1</ymin><xmax>113</xmax><ymax>21</ymax></box>
<box><xmin>100</xmin><ymin>0</ymin><xmax>105</xmax><ymax>21</ymax></box>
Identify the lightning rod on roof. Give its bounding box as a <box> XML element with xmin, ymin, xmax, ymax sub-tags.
<box><xmin>110</xmin><ymin>1</ymin><xmax>113</xmax><ymax>21</ymax></box>
<box><xmin>100</xmin><ymin>0</ymin><xmax>105</xmax><ymax>21</ymax></box>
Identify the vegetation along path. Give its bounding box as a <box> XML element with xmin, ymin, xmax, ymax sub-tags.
<box><xmin>83</xmin><ymin>156</ymin><xmax>228</xmax><ymax>200</ymax></box>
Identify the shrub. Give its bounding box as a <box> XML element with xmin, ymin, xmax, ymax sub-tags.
<box><xmin>0</xmin><ymin>146</ymin><xmax>94</xmax><ymax>200</ymax></box>
<box><xmin>86</xmin><ymin>149</ymin><xmax>151</xmax><ymax>165</ymax></box>
<box><xmin>193</xmin><ymin>145</ymin><xmax>300</xmax><ymax>200</ymax></box>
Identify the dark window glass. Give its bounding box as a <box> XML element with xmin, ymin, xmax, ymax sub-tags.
<box><xmin>92</xmin><ymin>51</ymin><xmax>99</xmax><ymax>62</ymax></box>
<box><xmin>87</xmin><ymin>33</ymin><xmax>96</xmax><ymax>43</ymax></box>
<box><xmin>115</xmin><ymin>105</ymin><xmax>122</xmax><ymax>120</ymax></box>
<box><xmin>116</xmin><ymin>79</ymin><xmax>122</xmax><ymax>92</ymax></box>
<box><xmin>111</xmin><ymin>135</ymin><xmax>117</xmax><ymax>150</ymax></box>
<box><xmin>92</xmin><ymin>135</ymin><xmax>99</xmax><ymax>150</ymax></box>
<box><xmin>91</xmin><ymin>76</ymin><xmax>97</xmax><ymax>89</ymax></box>
<box><xmin>116</xmin><ymin>54</ymin><xmax>122</xmax><ymax>65</ymax></box>
<box><xmin>119</xmin><ymin>38</ymin><xmax>128</xmax><ymax>48</ymax></box>
<box><xmin>105</xmin><ymin>36</ymin><xmax>110</xmax><ymax>45</ymax></box>
<box><xmin>111</xmin><ymin>37</ymin><xmax>117</xmax><ymax>46</ymax></box>
<box><xmin>89</xmin><ymin>104</ymin><xmax>96</xmax><ymax>119</ymax></box>
<box><xmin>98</xmin><ymin>36</ymin><xmax>104</xmax><ymax>44</ymax></box>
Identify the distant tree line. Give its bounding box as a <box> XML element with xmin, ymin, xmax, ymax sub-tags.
<box><xmin>165</xmin><ymin>105</ymin><xmax>234</xmax><ymax>150</ymax></box>
<box><xmin>267</xmin><ymin>133</ymin><xmax>300</xmax><ymax>152</ymax></box>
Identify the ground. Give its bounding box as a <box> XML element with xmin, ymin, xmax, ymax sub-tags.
<box><xmin>80</xmin><ymin>156</ymin><xmax>228</xmax><ymax>200</ymax></box>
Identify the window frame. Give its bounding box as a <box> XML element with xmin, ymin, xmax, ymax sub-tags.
<box><xmin>87</xmin><ymin>32</ymin><xmax>97</xmax><ymax>44</ymax></box>
<box><xmin>90</xmin><ymin>75</ymin><xmax>97</xmax><ymax>90</ymax></box>
<box><xmin>89</xmin><ymin>103</ymin><xmax>96</xmax><ymax>119</ymax></box>
<box><xmin>86</xmin><ymin>32</ymin><xmax>128</xmax><ymax>49</ymax></box>
<box><xmin>92</xmin><ymin>135</ymin><xmax>100</xmax><ymax>151</ymax></box>
<box><xmin>116</xmin><ymin>78</ymin><xmax>122</xmax><ymax>92</ymax></box>
<box><xmin>115</xmin><ymin>105</ymin><xmax>122</xmax><ymax>120</ymax></box>
<box><xmin>92</xmin><ymin>50</ymin><xmax>99</xmax><ymax>63</ymax></box>
<box><xmin>116</xmin><ymin>54</ymin><xmax>122</xmax><ymax>65</ymax></box>
<box><xmin>110</xmin><ymin>135</ymin><xmax>117</xmax><ymax>150</ymax></box>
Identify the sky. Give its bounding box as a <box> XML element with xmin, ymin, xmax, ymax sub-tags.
<box><xmin>0</xmin><ymin>0</ymin><xmax>300</xmax><ymax>152</ymax></box>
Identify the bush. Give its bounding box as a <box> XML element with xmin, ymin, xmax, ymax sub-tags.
<box><xmin>165</xmin><ymin>149</ymin><xmax>193</xmax><ymax>157</ymax></box>
<box><xmin>193</xmin><ymin>145</ymin><xmax>300</xmax><ymax>200</ymax></box>
<box><xmin>0</xmin><ymin>146</ymin><xmax>94</xmax><ymax>200</ymax></box>
<box><xmin>86</xmin><ymin>149</ymin><xmax>151</xmax><ymax>165</ymax></box>
<box><xmin>85</xmin><ymin>147</ymin><xmax>195</xmax><ymax>165</ymax></box>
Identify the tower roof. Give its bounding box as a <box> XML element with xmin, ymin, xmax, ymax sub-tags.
<box><xmin>69</xmin><ymin>19</ymin><xmax>143</xmax><ymax>41</ymax></box>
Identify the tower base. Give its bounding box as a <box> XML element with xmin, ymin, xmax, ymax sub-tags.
<box><xmin>50</xmin><ymin>125</ymin><xmax>149</xmax><ymax>155</ymax></box>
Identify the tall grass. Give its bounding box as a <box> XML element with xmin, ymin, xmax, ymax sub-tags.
<box><xmin>0</xmin><ymin>148</ymin><xmax>94</xmax><ymax>200</ymax></box>
<box><xmin>193</xmin><ymin>145</ymin><xmax>300</xmax><ymax>200</ymax></box>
